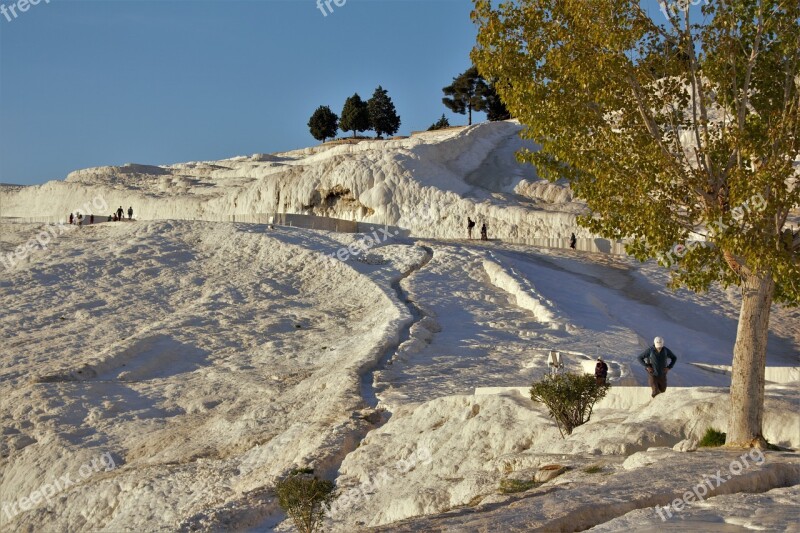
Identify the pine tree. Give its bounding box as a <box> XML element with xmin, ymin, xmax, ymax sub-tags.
<box><xmin>340</xmin><ymin>93</ymin><xmax>371</xmax><ymax>139</ymax></box>
<box><xmin>428</xmin><ymin>114</ymin><xmax>451</xmax><ymax>131</ymax></box>
<box><xmin>482</xmin><ymin>82</ymin><xmax>511</xmax><ymax>121</ymax></box>
<box><xmin>474</xmin><ymin>0</ymin><xmax>800</xmax><ymax>447</ymax></box>
<box><xmin>308</xmin><ymin>105</ymin><xmax>338</xmax><ymax>143</ymax></box>
<box><xmin>442</xmin><ymin>66</ymin><xmax>489</xmax><ymax>125</ymax></box>
<box><xmin>367</xmin><ymin>86</ymin><xmax>401</xmax><ymax>139</ymax></box>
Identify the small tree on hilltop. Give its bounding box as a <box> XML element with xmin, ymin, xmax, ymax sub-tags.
<box><xmin>530</xmin><ymin>372</ymin><xmax>610</xmax><ymax>438</ymax></box>
<box><xmin>442</xmin><ymin>66</ymin><xmax>489</xmax><ymax>125</ymax></box>
<box><xmin>428</xmin><ymin>114</ymin><xmax>451</xmax><ymax>131</ymax></box>
<box><xmin>275</xmin><ymin>470</ymin><xmax>336</xmax><ymax>533</ymax></box>
<box><xmin>340</xmin><ymin>93</ymin><xmax>371</xmax><ymax>138</ymax></box>
<box><xmin>368</xmin><ymin>86</ymin><xmax>401</xmax><ymax>139</ymax></box>
<box><xmin>308</xmin><ymin>105</ymin><xmax>339</xmax><ymax>143</ymax></box>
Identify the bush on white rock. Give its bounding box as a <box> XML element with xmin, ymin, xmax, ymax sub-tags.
<box><xmin>332</xmin><ymin>384</ymin><xmax>799</xmax><ymax>529</ymax></box>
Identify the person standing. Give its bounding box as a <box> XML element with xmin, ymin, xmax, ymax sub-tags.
<box><xmin>117</xmin><ymin>206</ymin><xmax>124</xmax><ymax>221</ymax></box>
<box><xmin>480</xmin><ymin>222</ymin><xmax>488</xmax><ymax>241</ymax></box>
<box><xmin>595</xmin><ymin>357</ymin><xmax>608</xmax><ymax>385</ymax></box>
<box><xmin>90</xmin><ymin>214</ymin><xmax>94</xmax><ymax>225</ymax></box>
<box><xmin>69</xmin><ymin>213</ymin><xmax>74</xmax><ymax>225</ymax></box>
<box><xmin>128</xmin><ymin>206</ymin><xmax>133</xmax><ymax>220</ymax></box>
<box><xmin>638</xmin><ymin>336</ymin><xmax>677</xmax><ymax>397</ymax></box>
<box><xmin>570</xmin><ymin>232</ymin><xmax>577</xmax><ymax>250</ymax></box>
<box><xmin>467</xmin><ymin>217</ymin><xmax>475</xmax><ymax>239</ymax></box>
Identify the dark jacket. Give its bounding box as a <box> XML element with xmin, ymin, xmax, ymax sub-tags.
<box><xmin>595</xmin><ymin>361</ymin><xmax>608</xmax><ymax>378</ymax></box>
<box><xmin>638</xmin><ymin>346</ymin><xmax>677</xmax><ymax>377</ymax></box>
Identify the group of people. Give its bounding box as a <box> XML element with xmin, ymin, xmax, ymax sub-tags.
<box><xmin>595</xmin><ymin>336</ymin><xmax>678</xmax><ymax>398</ymax></box>
<box><xmin>110</xmin><ymin>206</ymin><xmax>134</xmax><ymax>222</ymax></box>
<box><xmin>466</xmin><ymin>217</ymin><xmax>489</xmax><ymax>241</ymax></box>
<box><xmin>68</xmin><ymin>213</ymin><xmax>92</xmax><ymax>226</ymax></box>
<box><xmin>466</xmin><ymin>218</ymin><xmax>579</xmax><ymax>249</ymax></box>
<box><xmin>69</xmin><ymin>206</ymin><xmax>134</xmax><ymax>225</ymax></box>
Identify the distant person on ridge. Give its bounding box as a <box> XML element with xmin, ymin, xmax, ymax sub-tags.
<box><xmin>570</xmin><ymin>232</ymin><xmax>577</xmax><ymax>250</ymax></box>
<box><xmin>69</xmin><ymin>213</ymin><xmax>74</xmax><ymax>225</ymax></box>
<box><xmin>480</xmin><ymin>222</ymin><xmax>488</xmax><ymax>241</ymax></box>
<box><xmin>467</xmin><ymin>217</ymin><xmax>476</xmax><ymax>239</ymax></box>
<box><xmin>638</xmin><ymin>336</ymin><xmax>677</xmax><ymax>398</ymax></box>
<box><xmin>595</xmin><ymin>357</ymin><xmax>608</xmax><ymax>385</ymax></box>
<box><xmin>117</xmin><ymin>206</ymin><xmax>124</xmax><ymax>221</ymax></box>
<box><xmin>128</xmin><ymin>206</ymin><xmax>133</xmax><ymax>220</ymax></box>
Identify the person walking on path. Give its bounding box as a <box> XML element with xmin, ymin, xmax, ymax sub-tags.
<box><xmin>638</xmin><ymin>336</ymin><xmax>677</xmax><ymax>397</ymax></box>
<box><xmin>480</xmin><ymin>222</ymin><xmax>488</xmax><ymax>241</ymax></box>
<box><xmin>117</xmin><ymin>206</ymin><xmax>124</xmax><ymax>221</ymax></box>
<box><xmin>128</xmin><ymin>206</ymin><xmax>133</xmax><ymax>220</ymax></box>
<box><xmin>467</xmin><ymin>217</ymin><xmax>476</xmax><ymax>239</ymax></box>
<box><xmin>595</xmin><ymin>357</ymin><xmax>608</xmax><ymax>385</ymax></box>
<box><xmin>570</xmin><ymin>232</ymin><xmax>577</xmax><ymax>250</ymax></box>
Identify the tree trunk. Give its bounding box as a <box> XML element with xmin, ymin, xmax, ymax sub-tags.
<box><xmin>468</xmin><ymin>104</ymin><xmax>472</xmax><ymax>126</ymax></box>
<box><xmin>726</xmin><ymin>270</ymin><xmax>775</xmax><ymax>447</ymax></box>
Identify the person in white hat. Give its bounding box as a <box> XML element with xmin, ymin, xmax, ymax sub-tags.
<box><xmin>638</xmin><ymin>336</ymin><xmax>677</xmax><ymax>397</ymax></box>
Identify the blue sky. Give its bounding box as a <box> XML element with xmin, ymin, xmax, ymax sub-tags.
<box><xmin>1</xmin><ymin>0</ymin><xmax>484</xmax><ymax>185</ymax></box>
<box><xmin>1</xmin><ymin>0</ymin><xmax>668</xmax><ymax>185</ymax></box>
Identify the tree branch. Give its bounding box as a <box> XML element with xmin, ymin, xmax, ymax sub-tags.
<box><xmin>683</xmin><ymin>7</ymin><xmax>713</xmax><ymax>184</ymax></box>
<box><xmin>737</xmin><ymin>0</ymin><xmax>766</xmax><ymax>133</ymax></box>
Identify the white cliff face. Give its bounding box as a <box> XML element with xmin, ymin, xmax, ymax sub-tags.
<box><xmin>1</xmin><ymin>121</ymin><xmax>586</xmax><ymax>243</ymax></box>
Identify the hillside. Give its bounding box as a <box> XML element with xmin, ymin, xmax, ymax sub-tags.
<box><xmin>1</xmin><ymin>122</ymin><xmax>798</xmax><ymax>532</ymax></box>
<box><xmin>1</xmin><ymin>122</ymin><xmax>586</xmax><ymax>245</ymax></box>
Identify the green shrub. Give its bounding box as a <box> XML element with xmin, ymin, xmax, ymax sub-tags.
<box><xmin>698</xmin><ymin>428</ymin><xmax>727</xmax><ymax>447</ymax></box>
<box><xmin>498</xmin><ymin>478</ymin><xmax>540</xmax><ymax>494</ymax></box>
<box><xmin>275</xmin><ymin>470</ymin><xmax>336</xmax><ymax>533</ymax></box>
<box><xmin>530</xmin><ymin>372</ymin><xmax>610</xmax><ymax>438</ymax></box>
<box><xmin>583</xmin><ymin>464</ymin><xmax>603</xmax><ymax>474</ymax></box>
<box><xmin>428</xmin><ymin>114</ymin><xmax>451</xmax><ymax>131</ymax></box>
